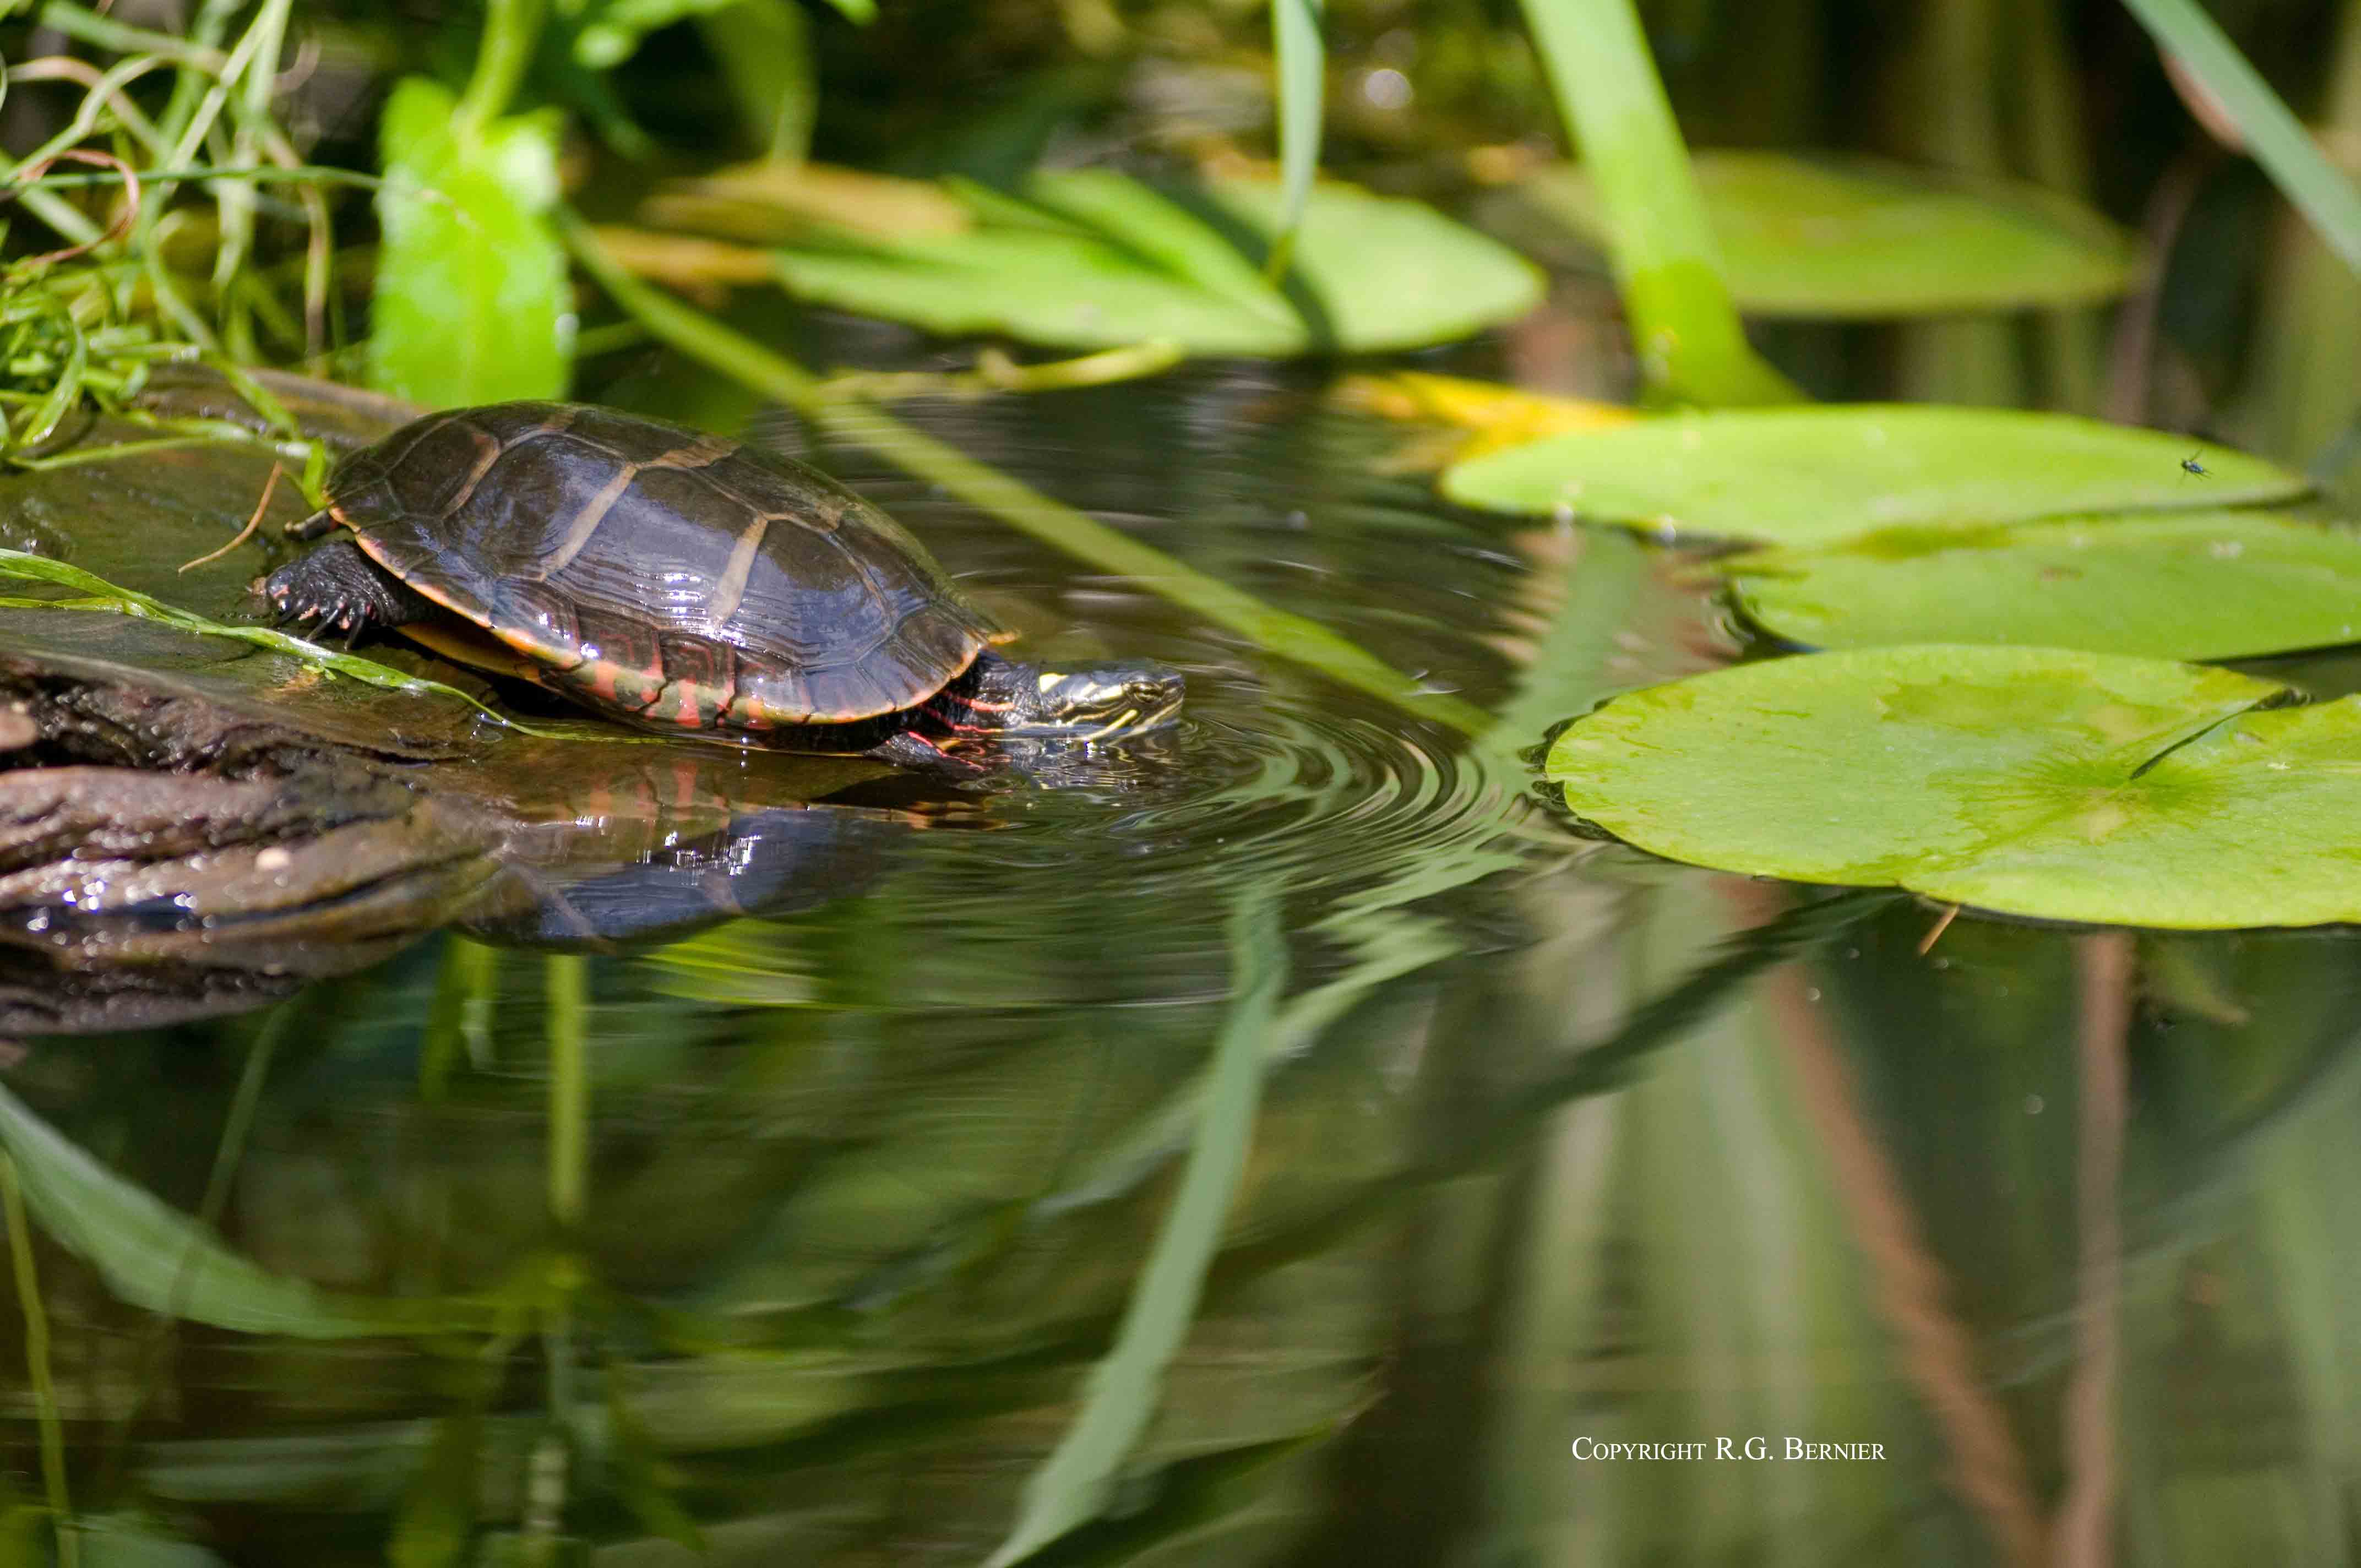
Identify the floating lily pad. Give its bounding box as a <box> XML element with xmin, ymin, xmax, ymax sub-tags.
<box><xmin>1546</xmin><ymin>645</ymin><xmax>2361</xmax><ymax>929</ymax></box>
<box><xmin>1519</xmin><ymin>152</ymin><xmax>2139</xmax><ymax>317</ymax></box>
<box><xmin>773</xmin><ymin>171</ymin><xmax>1545</xmax><ymax>356</ymax></box>
<box><xmin>1728</xmin><ymin>511</ymin><xmax>2361</xmax><ymax>660</ymax></box>
<box><xmin>1443</xmin><ymin>405</ymin><xmax>2308</xmax><ymax>546</ymax></box>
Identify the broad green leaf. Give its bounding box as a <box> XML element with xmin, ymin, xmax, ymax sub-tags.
<box><xmin>1728</xmin><ymin>511</ymin><xmax>2361</xmax><ymax>660</ymax></box>
<box><xmin>1443</xmin><ymin>405</ymin><xmax>2309</xmax><ymax>546</ymax></box>
<box><xmin>1028</xmin><ymin>171</ymin><xmax>1283</xmax><ymax>320</ymax></box>
<box><xmin>1544</xmin><ymin>645</ymin><xmax>2361</xmax><ymax>929</ymax></box>
<box><xmin>1521</xmin><ymin>153</ymin><xmax>2139</xmax><ymax>316</ymax></box>
<box><xmin>371</xmin><ymin>78</ymin><xmax>570</xmax><ymax>407</ymax></box>
<box><xmin>772</xmin><ymin>172</ymin><xmax>1543</xmax><ymax>356</ymax></box>
<box><xmin>1207</xmin><ymin>177</ymin><xmax>1543</xmax><ymax>352</ymax></box>
<box><xmin>984</xmin><ymin>889</ymin><xmax>1282</xmax><ymax>1567</ymax></box>
<box><xmin>0</xmin><ymin>1083</ymin><xmax>394</xmax><ymax>1337</ymax></box>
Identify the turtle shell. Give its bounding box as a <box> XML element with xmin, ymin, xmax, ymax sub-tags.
<box><xmin>325</xmin><ymin>401</ymin><xmax>1005</xmax><ymax>731</ymax></box>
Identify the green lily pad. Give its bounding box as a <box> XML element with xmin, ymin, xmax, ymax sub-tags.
<box><xmin>1519</xmin><ymin>152</ymin><xmax>2139</xmax><ymax>317</ymax></box>
<box><xmin>772</xmin><ymin>171</ymin><xmax>1544</xmax><ymax>356</ymax></box>
<box><xmin>1727</xmin><ymin>511</ymin><xmax>2361</xmax><ymax>660</ymax></box>
<box><xmin>1443</xmin><ymin>405</ymin><xmax>2309</xmax><ymax>546</ymax></box>
<box><xmin>1546</xmin><ymin>645</ymin><xmax>2361</xmax><ymax>929</ymax></box>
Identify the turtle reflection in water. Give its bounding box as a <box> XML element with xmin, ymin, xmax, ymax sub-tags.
<box><xmin>263</xmin><ymin>401</ymin><xmax>1184</xmax><ymax>776</ymax></box>
<box><xmin>0</xmin><ymin>610</ymin><xmax>923</xmax><ymax>1033</ymax></box>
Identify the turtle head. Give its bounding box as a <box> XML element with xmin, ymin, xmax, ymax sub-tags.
<box><xmin>974</xmin><ymin>656</ymin><xmax>1184</xmax><ymax>740</ymax></box>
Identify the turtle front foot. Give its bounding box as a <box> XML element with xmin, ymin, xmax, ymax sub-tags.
<box><xmin>864</xmin><ymin>731</ymin><xmax>992</xmax><ymax>781</ymax></box>
<box><xmin>262</xmin><ymin>538</ymin><xmax>434</xmax><ymax>642</ymax></box>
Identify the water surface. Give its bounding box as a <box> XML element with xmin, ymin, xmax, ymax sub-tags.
<box><xmin>0</xmin><ymin>353</ymin><xmax>2351</xmax><ymax>1566</ymax></box>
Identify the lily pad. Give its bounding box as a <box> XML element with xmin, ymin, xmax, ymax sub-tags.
<box><xmin>1519</xmin><ymin>152</ymin><xmax>2139</xmax><ymax>317</ymax></box>
<box><xmin>1728</xmin><ymin>511</ymin><xmax>2361</xmax><ymax>660</ymax></box>
<box><xmin>1443</xmin><ymin>405</ymin><xmax>2309</xmax><ymax>546</ymax></box>
<box><xmin>772</xmin><ymin>171</ymin><xmax>1545</xmax><ymax>355</ymax></box>
<box><xmin>1546</xmin><ymin>645</ymin><xmax>2361</xmax><ymax>929</ymax></box>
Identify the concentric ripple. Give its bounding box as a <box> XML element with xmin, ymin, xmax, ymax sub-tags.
<box><xmin>578</xmin><ymin>360</ymin><xmax>1662</xmax><ymax>1007</ymax></box>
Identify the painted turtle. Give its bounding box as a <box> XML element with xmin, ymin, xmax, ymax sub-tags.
<box><xmin>263</xmin><ymin>401</ymin><xmax>1182</xmax><ymax>773</ymax></box>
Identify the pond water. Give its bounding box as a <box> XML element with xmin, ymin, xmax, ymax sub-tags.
<box><xmin>1</xmin><ymin>341</ymin><xmax>2354</xmax><ymax>1566</ymax></box>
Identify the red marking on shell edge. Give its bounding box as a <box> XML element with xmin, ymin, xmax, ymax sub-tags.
<box><xmin>671</xmin><ymin>685</ymin><xmax>704</xmax><ymax>728</ymax></box>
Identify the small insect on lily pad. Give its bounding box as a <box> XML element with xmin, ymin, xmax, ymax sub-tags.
<box><xmin>1726</xmin><ymin>511</ymin><xmax>2361</xmax><ymax>661</ymax></box>
<box><xmin>1546</xmin><ymin>644</ymin><xmax>2361</xmax><ymax>930</ymax></box>
<box><xmin>1443</xmin><ymin>405</ymin><xmax>2310</xmax><ymax>547</ymax></box>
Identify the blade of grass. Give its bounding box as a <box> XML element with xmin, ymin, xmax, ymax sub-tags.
<box><xmin>1265</xmin><ymin>0</ymin><xmax>1325</xmax><ymax>282</ymax></box>
<box><xmin>211</xmin><ymin>0</ymin><xmax>293</xmax><ymax>360</ymax></box>
<box><xmin>561</xmin><ymin>213</ymin><xmax>1489</xmax><ymax>735</ymax></box>
<box><xmin>2118</xmin><ymin>0</ymin><xmax>2361</xmax><ymax>274</ymax></box>
<box><xmin>1</xmin><ymin>1152</ymin><xmax>74</xmax><ymax>1568</ymax></box>
<box><xmin>32</xmin><ymin>0</ymin><xmax>227</xmax><ymax>68</ymax></box>
<box><xmin>984</xmin><ymin>886</ymin><xmax>1282</xmax><ymax>1568</ymax></box>
<box><xmin>697</xmin><ymin>0</ymin><xmax>817</xmax><ymax>162</ymax></box>
<box><xmin>0</xmin><ymin>1082</ymin><xmax>395</xmax><ymax>1338</ymax></box>
<box><xmin>8</xmin><ymin>163</ymin><xmax>380</xmax><ymax>195</ymax></box>
<box><xmin>1514</xmin><ymin>0</ymin><xmax>1800</xmax><ymax>406</ymax></box>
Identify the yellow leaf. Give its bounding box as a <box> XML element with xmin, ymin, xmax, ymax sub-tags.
<box><xmin>1334</xmin><ymin>372</ymin><xmax>1638</xmax><ymax>467</ymax></box>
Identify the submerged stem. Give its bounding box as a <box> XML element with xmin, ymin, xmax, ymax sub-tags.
<box><xmin>1</xmin><ymin>1154</ymin><xmax>73</xmax><ymax>1568</ymax></box>
<box><xmin>545</xmin><ymin>954</ymin><xmax>589</xmax><ymax>1232</ymax></box>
